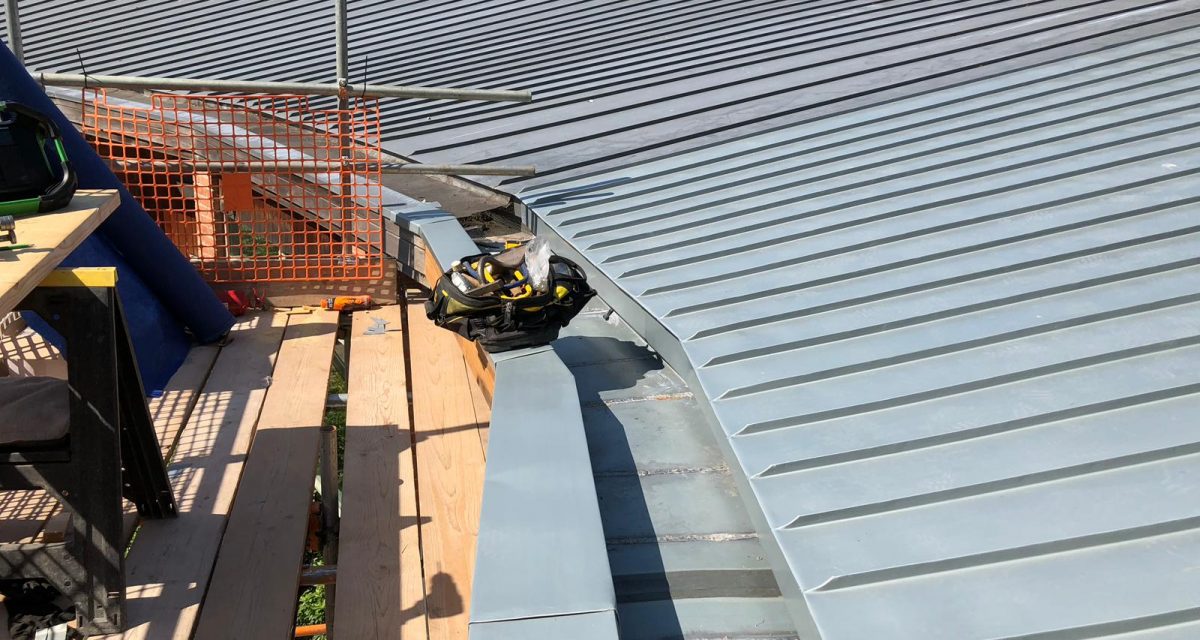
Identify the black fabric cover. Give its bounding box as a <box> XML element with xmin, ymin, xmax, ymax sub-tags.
<box><xmin>0</xmin><ymin>376</ymin><xmax>69</xmax><ymax>446</ymax></box>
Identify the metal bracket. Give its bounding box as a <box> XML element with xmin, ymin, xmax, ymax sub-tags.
<box><xmin>363</xmin><ymin>317</ymin><xmax>389</xmax><ymax>336</ymax></box>
<box><xmin>0</xmin><ymin>216</ymin><xmax>15</xmax><ymax>245</ymax></box>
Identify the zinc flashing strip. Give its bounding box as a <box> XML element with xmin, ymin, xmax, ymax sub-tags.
<box><xmin>407</xmin><ymin>204</ymin><xmax>617</xmax><ymax>638</ymax></box>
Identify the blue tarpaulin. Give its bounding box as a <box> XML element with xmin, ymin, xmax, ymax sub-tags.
<box><xmin>0</xmin><ymin>44</ymin><xmax>234</xmax><ymax>392</ymax></box>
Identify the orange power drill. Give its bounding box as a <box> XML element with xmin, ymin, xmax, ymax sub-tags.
<box><xmin>321</xmin><ymin>295</ymin><xmax>373</xmax><ymax>311</ymax></box>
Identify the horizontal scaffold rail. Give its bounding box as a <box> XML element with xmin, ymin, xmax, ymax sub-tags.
<box><xmin>110</xmin><ymin>159</ymin><xmax>536</xmax><ymax>177</ymax></box>
<box><xmin>33</xmin><ymin>72</ymin><xmax>532</xmax><ymax>103</ymax></box>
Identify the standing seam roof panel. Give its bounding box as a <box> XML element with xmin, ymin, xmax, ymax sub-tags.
<box><xmin>522</xmin><ymin>21</ymin><xmax>1200</xmax><ymax>639</ymax></box>
<box><xmin>8</xmin><ymin>0</ymin><xmax>1193</xmax><ymax>191</ymax></box>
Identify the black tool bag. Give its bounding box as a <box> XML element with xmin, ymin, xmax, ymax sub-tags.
<box><xmin>425</xmin><ymin>252</ymin><xmax>595</xmax><ymax>353</ymax></box>
<box><xmin>0</xmin><ymin>101</ymin><xmax>77</xmax><ymax>216</ymax></box>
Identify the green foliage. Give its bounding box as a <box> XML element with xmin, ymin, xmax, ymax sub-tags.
<box><xmin>327</xmin><ymin>367</ymin><xmax>347</xmax><ymax>394</ymax></box>
<box><xmin>296</xmin><ymin>583</ymin><xmax>326</xmax><ymax>626</ymax></box>
<box><xmin>326</xmin><ymin>360</ymin><xmax>347</xmax><ymax>486</ymax></box>
<box><xmin>296</xmin><ymin>551</ymin><xmax>326</xmax><ymax>639</ymax></box>
<box><xmin>230</xmin><ymin>224</ymin><xmax>281</xmax><ymax>258</ymax></box>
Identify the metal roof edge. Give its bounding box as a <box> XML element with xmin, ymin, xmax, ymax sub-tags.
<box><xmin>469</xmin><ymin>609</ymin><xmax>620</xmax><ymax>640</ymax></box>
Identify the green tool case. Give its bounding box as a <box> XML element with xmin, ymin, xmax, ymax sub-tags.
<box><xmin>0</xmin><ymin>101</ymin><xmax>77</xmax><ymax>217</ymax></box>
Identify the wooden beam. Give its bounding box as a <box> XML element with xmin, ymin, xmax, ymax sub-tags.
<box><xmin>100</xmin><ymin>313</ymin><xmax>287</xmax><ymax>640</ymax></box>
<box><xmin>422</xmin><ymin>251</ymin><xmax>496</xmax><ymax>404</ymax></box>
<box><xmin>151</xmin><ymin>345</ymin><xmax>222</xmax><ymax>463</ymax></box>
<box><xmin>459</xmin><ymin>338</ymin><xmax>495</xmax><ymax>406</ymax></box>
<box><xmin>192</xmin><ymin>310</ymin><xmax>339</xmax><ymax>640</ymax></box>
<box><xmin>469</xmin><ymin>370</ymin><xmax>492</xmax><ymax>460</ymax></box>
<box><xmin>407</xmin><ymin>302</ymin><xmax>489</xmax><ymax>640</ymax></box>
<box><xmin>335</xmin><ymin>306</ymin><xmax>427</xmax><ymax>640</ymax></box>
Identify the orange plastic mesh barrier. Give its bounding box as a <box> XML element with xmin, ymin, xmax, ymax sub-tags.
<box><xmin>83</xmin><ymin>90</ymin><xmax>384</xmax><ymax>282</ymax></box>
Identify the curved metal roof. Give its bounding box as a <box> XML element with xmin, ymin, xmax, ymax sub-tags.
<box><xmin>521</xmin><ymin>23</ymin><xmax>1200</xmax><ymax>639</ymax></box>
<box><xmin>7</xmin><ymin>0</ymin><xmax>1192</xmax><ymax>190</ymax></box>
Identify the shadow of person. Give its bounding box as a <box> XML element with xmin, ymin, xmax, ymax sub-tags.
<box><xmin>426</xmin><ymin>571</ymin><xmax>464</xmax><ymax>619</ymax></box>
<box><xmin>551</xmin><ymin>332</ymin><xmax>686</xmax><ymax>639</ymax></box>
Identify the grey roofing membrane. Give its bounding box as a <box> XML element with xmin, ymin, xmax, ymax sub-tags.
<box><xmin>410</xmin><ymin>208</ymin><xmax>617</xmax><ymax>639</ymax></box>
<box><xmin>521</xmin><ymin>23</ymin><xmax>1200</xmax><ymax>640</ymax></box>
<box><xmin>471</xmin><ymin>348</ymin><xmax>615</xmax><ymax>626</ymax></box>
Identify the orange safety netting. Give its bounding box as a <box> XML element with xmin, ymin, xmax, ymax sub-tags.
<box><xmin>82</xmin><ymin>90</ymin><xmax>384</xmax><ymax>282</ymax></box>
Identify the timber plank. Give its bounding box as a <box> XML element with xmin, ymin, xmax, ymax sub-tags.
<box><xmin>152</xmin><ymin>344</ymin><xmax>222</xmax><ymax>464</ymax></box>
<box><xmin>0</xmin><ymin>491</ymin><xmax>58</xmax><ymax>543</ymax></box>
<box><xmin>101</xmin><ymin>313</ymin><xmax>287</xmax><ymax>640</ymax></box>
<box><xmin>421</xmin><ymin>250</ymin><xmax>495</xmax><ymax>404</ymax></box>
<box><xmin>0</xmin><ymin>190</ymin><xmax>118</xmax><ymax>317</ymax></box>
<box><xmin>408</xmin><ymin>302</ymin><xmax>489</xmax><ymax>640</ymax></box>
<box><xmin>335</xmin><ymin>307</ymin><xmax>427</xmax><ymax>640</ymax></box>
<box><xmin>469</xmin><ymin>370</ymin><xmax>491</xmax><ymax>460</ymax></box>
<box><xmin>193</xmin><ymin>310</ymin><xmax>339</xmax><ymax>640</ymax></box>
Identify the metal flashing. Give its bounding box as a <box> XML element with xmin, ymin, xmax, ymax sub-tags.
<box><xmin>405</xmin><ymin>196</ymin><xmax>617</xmax><ymax>639</ymax></box>
<box><xmin>471</xmin><ymin>351</ymin><xmax>615</xmax><ymax>625</ymax></box>
<box><xmin>469</xmin><ymin>610</ymin><xmax>620</xmax><ymax>640</ymax></box>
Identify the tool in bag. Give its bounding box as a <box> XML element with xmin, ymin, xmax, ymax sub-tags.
<box><xmin>425</xmin><ymin>239</ymin><xmax>595</xmax><ymax>353</ymax></box>
<box><xmin>0</xmin><ymin>101</ymin><xmax>78</xmax><ymax>217</ymax></box>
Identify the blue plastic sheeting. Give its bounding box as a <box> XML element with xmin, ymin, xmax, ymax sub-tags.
<box><xmin>0</xmin><ymin>44</ymin><xmax>234</xmax><ymax>391</ymax></box>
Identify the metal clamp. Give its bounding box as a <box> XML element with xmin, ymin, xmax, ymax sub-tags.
<box><xmin>0</xmin><ymin>215</ymin><xmax>15</xmax><ymax>245</ymax></box>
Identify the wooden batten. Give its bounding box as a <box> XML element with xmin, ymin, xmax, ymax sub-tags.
<box><xmin>422</xmin><ymin>251</ymin><xmax>496</xmax><ymax>403</ymax></box>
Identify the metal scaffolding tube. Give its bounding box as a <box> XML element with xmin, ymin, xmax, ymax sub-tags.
<box><xmin>334</xmin><ymin>0</ymin><xmax>349</xmax><ymax>83</ymax></box>
<box><xmin>33</xmin><ymin>72</ymin><xmax>532</xmax><ymax>102</ymax></box>
<box><xmin>110</xmin><ymin>158</ymin><xmax>536</xmax><ymax>176</ymax></box>
<box><xmin>3</xmin><ymin>0</ymin><xmax>21</xmax><ymax>63</ymax></box>
<box><xmin>319</xmin><ymin>422</ymin><xmax>340</xmax><ymax>632</ymax></box>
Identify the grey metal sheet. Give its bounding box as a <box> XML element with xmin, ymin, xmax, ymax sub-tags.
<box><xmin>521</xmin><ymin>24</ymin><xmax>1200</xmax><ymax>639</ymax></box>
<box><xmin>396</xmin><ymin>188</ymin><xmax>617</xmax><ymax>635</ymax></box>
<box><xmin>470</xmin><ymin>350</ymin><xmax>615</xmax><ymax>625</ymax></box>
<box><xmin>5</xmin><ymin>0</ymin><xmax>1192</xmax><ymax>191</ymax></box>
<box><xmin>618</xmin><ymin>598</ymin><xmax>799</xmax><ymax>640</ymax></box>
<box><xmin>557</xmin><ymin>304</ymin><xmax>795</xmax><ymax>637</ymax></box>
<box><xmin>470</xmin><ymin>610</ymin><xmax>620</xmax><ymax>640</ymax></box>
